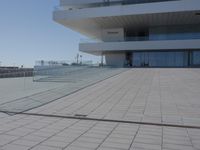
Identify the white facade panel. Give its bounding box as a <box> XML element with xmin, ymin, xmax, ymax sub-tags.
<box><xmin>105</xmin><ymin>53</ymin><xmax>125</xmax><ymax>67</ymax></box>
<box><xmin>102</xmin><ymin>28</ymin><xmax>124</xmax><ymax>42</ymax></box>
<box><xmin>80</xmin><ymin>39</ymin><xmax>200</xmax><ymax>54</ymax></box>
<box><xmin>60</xmin><ymin>0</ymin><xmax>122</xmax><ymax>7</ymax></box>
<box><xmin>55</xmin><ymin>0</ymin><xmax>200</xmax><ymax>20</ymax></box>
<box><xmin>54</xmin><ymin>0</ymin><xmax>200</xmax><ymax>39</ymax></box>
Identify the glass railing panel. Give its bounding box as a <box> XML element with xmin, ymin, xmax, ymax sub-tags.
<box><xmin>80</xmin><ymin>33</ymin><xmax>200</xmax><ymax>43</ymax></box>
<box><xmin>0</xmin><ymin>65</ymin><xmax>127</xmax><ymax>113</ymax></box>
<box><xmin>55</xmin><ymin>0</ymin><xmax>179</xmax><ymax>10</ymax></box>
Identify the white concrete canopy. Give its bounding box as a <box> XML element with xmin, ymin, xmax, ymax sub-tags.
<box><xmin>80</xmin><ymin>39</ymin><xmax>200</xmax><ymax>55</ymax></box>
<box><xmin>54</xmin><ymin>0</ymin><xmax>200</xmax><ymax>38</ymax></box>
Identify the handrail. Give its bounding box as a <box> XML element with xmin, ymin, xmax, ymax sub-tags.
<box><xmin>0</xmin><ymin>71</ymin><xmax>33</xmax><ymax>78</ymax></box>
<box><xmin>55</xmin><ymin>0</ymin><xmax>179</xmax><ymax>11</ymax></box>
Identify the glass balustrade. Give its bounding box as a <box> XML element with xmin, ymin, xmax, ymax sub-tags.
<box><xmin>55</xmin><ymin>0</ymin><xmax>179</xmax><ymax>10</ymax></box>
<box><xmin>80</xmin><ymin>33</ymin><xmax>200</xmax><ymax>44</ymax></box>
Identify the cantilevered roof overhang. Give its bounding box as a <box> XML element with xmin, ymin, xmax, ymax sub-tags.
<box><xmin>79</xmin><ymin>39</ymin><xmax>200</xmax><ymax>55</ymax></box>
<box><xmin>54</xmin><ymin>0</ymin><xmax>200</xmax><ymax>38</ymax></box>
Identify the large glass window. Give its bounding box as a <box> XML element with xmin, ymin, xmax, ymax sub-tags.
<box><xmin>149</xmin><ymin>25</ymin><xmax>200</xmax><ymax>41</ymax></box>
<box><xmin>192</xmin><ymin>51</ymin><xmax>200</xmax><ymax>66</ymax></box>
<box><xmin>132</xmin><ymin>51</ymin><xmax>188</xmax><ymax>67</ymax></box>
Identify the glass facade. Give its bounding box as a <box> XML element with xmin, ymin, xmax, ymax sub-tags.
<box><xmin>149</xmin><ymin>25</ymin><xmax>200</xmax><ymax>41</ymax></box>
<box><xmin>125</xmin><ymin>25</ymin><xmax>200</xmax><ymax>67</ymax></box>
<box><xmin>124</xmin><ymin>25</ymin><xmax>200</xmax><ymax>42</ymax></box>
<box><xmin>122</xmin><ymin>0</ymin><xmax>177</xmax><ymax>5</ymax></box>
<box><xmin>192</xmin><ymin>51</ymin><xmax>200</xmax><ymax>66</ymax></box>
<box><xmin>132</xmin><ymin>51</ymin><xmax>200</xmax><ymax>67</ymax></box>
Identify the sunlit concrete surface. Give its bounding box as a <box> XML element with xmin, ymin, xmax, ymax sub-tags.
<box><xmin>0</xmin><ymin>113</ymin><xmax>200</xmax><ymax>150</ymax></box>
<box><xmin>29</xmin><ymin>69</ymin><xmax>200</xmax><ymax>126</ymax></box>
<box><xmin>0</xmin><ymin>68</ymin><xmax>200</xmax><ymax>150</ymax></box>
<box><xmin>0</xmin><ymin>68</ymin><xmax>126</xmax><ymax>112</ymax></box>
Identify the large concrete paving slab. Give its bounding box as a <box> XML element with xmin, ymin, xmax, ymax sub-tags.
<box><xmin>0</xmin><ymin>68</ymin><xmax>200</xmax><ymax>150</ymax></box>
<box><xmin>28</xmin><ymin>68</ymin><xmax>200</xmax><ymax>127</ymax></box>
<box><xmin>0</xmin><ymin>113</ymin><xmax>200</xmax><ymax>150</ymax></box>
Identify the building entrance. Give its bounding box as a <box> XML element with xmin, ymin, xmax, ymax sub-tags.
<box><xmin>140</xmin><ymin>52</ymin><xmax>149</xmax><ymax>67</ymax></box>
<box><xmin>125</xmin><ymin>52</ymin><xmax>132</xmax><ymax>67</ymax></box>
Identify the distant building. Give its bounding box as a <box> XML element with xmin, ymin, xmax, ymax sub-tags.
<box><xmin>54</xmin><ymin>0</ymin><xmax>200</xmax><ymax>67</ymax></box>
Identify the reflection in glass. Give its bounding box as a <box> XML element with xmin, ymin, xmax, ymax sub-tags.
<box><xmin>192</xmin><ymin>51</ymin><xmax>200</xmax><ymax>66</ymax></box>
<box><xmin>132</xmin><ymin>51</ymin><xmax>188</xmax><ymax>67</ymax></box>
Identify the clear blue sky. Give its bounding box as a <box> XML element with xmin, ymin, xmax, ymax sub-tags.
<box><xmin>0</xmin><ymin>0</ymin><xmax>99</xmax><ymax>67</ymax></box>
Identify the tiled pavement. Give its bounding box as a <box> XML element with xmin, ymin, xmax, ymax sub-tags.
<box><xmin>0</xmin><ymin>67</ymin><xmax>126</xmax><ymax>113</ymax></box>
<box><xmin>0</xmin><ymin>68</ymin><xmax>200</xmax><ymax>150</ymax></box>
<box><xmin>28</xmin><ymin>69</ymin><xmax>200</xmax><ymax>126</ymax></box>
<box><xmin>0</xmin><ymin>114</ymin><xmax>200</xmax><ymax>150</ymax></box>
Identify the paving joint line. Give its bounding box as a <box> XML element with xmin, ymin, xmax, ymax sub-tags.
<box><xmin>1</xmin><ymin>110</ymin><xmax>200</xmax><ymax>130</ymax></box>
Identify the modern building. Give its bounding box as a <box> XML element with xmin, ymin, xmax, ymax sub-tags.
<box><xmin>53</xmin><ymin>0</ymin><xmax>200</xmax><ymax>67</ymax></box>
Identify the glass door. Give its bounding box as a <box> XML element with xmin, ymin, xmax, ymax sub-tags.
<box><xmin>140</xmin><ymin>52</ymin><xmax>149</xmax><ymax>67</ymax></box>
<box><xmin>144</xmin><ymin>52</ymin><xmax>149</xmax><ymax>67</ymax></box>
<box><xmin>133</xmin><ymin>52</ymin><xmax>149</xmax><ymax>67</ymax></box>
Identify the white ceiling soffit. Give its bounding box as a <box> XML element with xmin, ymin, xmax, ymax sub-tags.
<box><xmin>54</xmin><ymin>0</ymin><xmax>200</xmax><ymax>37</ymax></box>
<box><xmin>55</xmin><ymin>11</ymin><xmax>200</xmax><ymax>38</ymax></box>
<box><xmin>93</xmin><ymin>11</ymin><xmax>200</xmax><ymax>29</ymax></box>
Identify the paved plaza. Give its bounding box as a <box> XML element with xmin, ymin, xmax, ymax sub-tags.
<box><xmin>0</xmin><ymin>67</ymin><xmax>125</xmax><ymax>112</ymax></box>
<box><xmin>0</xmin><ymin>68</ymin><xmax>200</xmax><ymax>150</ymax></box>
